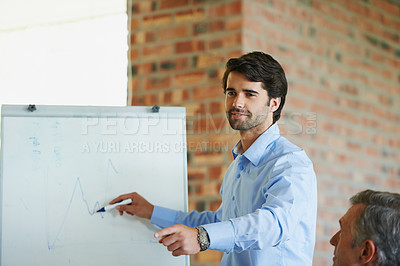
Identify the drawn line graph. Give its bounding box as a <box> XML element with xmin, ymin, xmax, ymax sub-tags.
<box><xmin>45</xmin><ymin>159</ymin><xmax>118</xmax><ymax>250</ymax></box>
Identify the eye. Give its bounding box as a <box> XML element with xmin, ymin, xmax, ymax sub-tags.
<box><xmin>226</xmin><ymin>91</ymin><xmax>236</xmax><ymax>96</ymax></box>
<box><xmin>246</xmin><ymin>92</ymin><xmax>256</xmax><ymax>97</ymax></box>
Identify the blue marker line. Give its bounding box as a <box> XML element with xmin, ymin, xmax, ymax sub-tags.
<box><xmin>47</xmin><ymin>177</ymin><xmax>102</xmax><ymax>250</ymax></box>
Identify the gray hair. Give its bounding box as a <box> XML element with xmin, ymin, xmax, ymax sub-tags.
<box><xmin>350</xmin><ymin>189</ymin><xmax>400</xmax><ymax>266</ymax></box>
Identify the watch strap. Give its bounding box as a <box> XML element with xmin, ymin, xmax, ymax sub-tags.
<box><xmin>195</xmin><ymin>226</ymin><xmax>210</xmax><ymax>252</ymax></box>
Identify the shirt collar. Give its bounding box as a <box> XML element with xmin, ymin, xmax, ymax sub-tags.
<box><xmin>232</xmin><ymin>123</ymin><xmax>281</xmax><ymax>166</ymax></box>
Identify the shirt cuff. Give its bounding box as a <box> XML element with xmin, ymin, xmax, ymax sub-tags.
<box><xmin>202</xmin><ymin>220</ymin><xmax>235</xmax><ymax>253</ymax></box>
<box><xmin>150</xmin><ymin>205</ymin><xmax>177</xmax><ymax>229</ymax></box>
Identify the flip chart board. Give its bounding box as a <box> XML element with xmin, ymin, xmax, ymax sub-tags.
<box><xmin>0</xmin><ymin>105</ymin><xmax>189</xmax><ymax>266</ymax></box>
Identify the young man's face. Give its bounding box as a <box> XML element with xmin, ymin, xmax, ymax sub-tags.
<box><xmin>225</xmin><ymin>71</ymin><xmax>274</xmax><ymax>132</ymax></box>
<box><xmin>330</xmin><ymin>203</ymin><xmax>365</xmax><ymax>266</ymax></box>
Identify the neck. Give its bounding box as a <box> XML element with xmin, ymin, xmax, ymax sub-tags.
<box><xmin>239</xmin><ymin>122</ymin><xmax>274</xmax><ymax>152</ymax></box>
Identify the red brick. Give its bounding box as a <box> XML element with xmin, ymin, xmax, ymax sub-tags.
<box><xmin>366</xmin><ymin>146</ymin><xmax>380</xmax><ymax>157</ymax></box>
<box><xmin>129</xmin><ymin>48</ymin><xmax>139</xmax><ymax>61</ymax></box>
<box><xmin>175</xmin><ymin>71</ymin><xmax>206</xmax><ymax>87</ymax></box>
<box><xmin>188</xmin><ymin>166</ymin><xmax>207</xmax><ymax>181</ymax></box>
<box><xmin>257</xmin><ymin>7</ymin><xmax>279</xmax><ymax>24</ymax></box>
<box><xmin>158</xmin><ymin>25</ymin><xmax>190</xmax><ymax>41</ymax></box>
<box><xmin>175</xmin><ymin>40</ymin><xmax>205</xmax><ymax>54</ymax></box>
<box><xmin>385</xmin><ymin>179</ymin><xmax>400</xmax><ymax>190</ymax></box>
<box><xmin>161</xmin><ymin>89</ymin><xmax>188</xmax><ymax>104</ymax></box>
<box><xmin>286</xmin><ymin>95</ymin><xmax>308</xmax><ymax>110</ymax></box>
<box><xmin>141</xmin><ymin>93</ymin><xmax>158</xmax><ymax>106</ymax></box>
<box><xmin>312</xmin><ymin>0</ymin><xmax>332</xmax><ymax>16</ymax></box>
<box><xmin>194</xmin><ymin>116</ymin><xmax>226</xmax><ymax>134</ymax></box>
<box><xmin>209</xmin><ymin>166</ymin><xmax>222</xmax><ymax>180</ymax></box>
<box><xmin>209</xmin><ymin>39</ymin><xmax>223</xmax><ymax>50</ymax></box>
<box><xmin>142</xmin><ymin>14</ymin><xmax>173</xmax><ymax>28</ymax></box>
<box><xmin>340</xmin><ymin>84</ymin><xmax>359</xmax><ymax>95</ymax></box>
<box><xmin>194</xmin><ymin>20</ymin><xmax>225</xmax><ymax>36</ymax></box>
<box><xmin>188</xmin><ymin>200</ymin><xmax>196</xmax><ymax>212</ymax></box>
<box><xmin>136</xmin><ymin>62</ymin><xmax>154</xmax><ymax>75</ymax></box>
<box><xmin>137</xmin><ymin>1</ymin><xmax>153</xmax><ymax>13</ymax></box>
<box><xmin>209</xmin><ymin>133</ymin><xmax>240</xmax><ymax>152</ymax></box>
<box><xmin>208</xmin><ymin>32</ymin><xmax>242</xmax><ymax>50</ymax></box>
<box><xmin>210</xmin><ymin>101</ymin><xmax>225</xmax><ymax>114</ymax></box>
<box><xmin>225</xmin><ymin>16</ymin><xmax>243</xmax><ymax>31</ymax></box>
<box><xmin>144</xmin><ymin>76</ymin><xmax>171</xmax><ymax>90</ymax></box>
<box><xmin>209</xmin><ymin>1</ymin><xmax>242</xmax><ymax>17</ymax></box>
<box><xmin>371</xmin><ymin>0</ymin><xmax>400</xmax><ymax>17</ymax></box>
<box><xmin>193</xmin><ymin>84</ymin><xmax>224</xmax><ymax>100</ymax></box>
<box><xmin>185</xmin><ymin>103</ymin><xmax>206</xmax><ymax>117</ymax></box>
<box><xmin>159</xmin><ymin>0</ymin><xmax>189</xmax><ymax>9</ymax></box>
<box><xmin>243</xmin><ymin>17</ymin><xmax>263</xmax><ymax>35</ymax></box>
<box><xmin>192</xmin><ymin>151</ymin><xmax>224</xmax><ymax>165</ymax></box>
<box><xmin>161</xmin><ymin>91</ymin><xmax>172</xmax><ymax>104</ymax></box>
<box><xmin>288</xmin><ymin>5</ymin><xmax>312</xmax><ymax>23</ymax></box>
<box><xmin>182</xmin><ymin>89</ymin><xmax>190</xmax><ymax>101</ymax></box>
<box><xmin>130</xmin><ymin>31</ymin><xmax>144</xmax><ymax>45</ymax></box>
<box><xmin>145</xmin><ymin>31</ymin><xmax>156</xmax><ymax>42</ymax></box>
<box><xmin>209</xmin><ymin>199</ymin><xmax>222</xmax><ymax>211</ymax></box>
<box><xmin>128</xmin><ymin>77</ymin><xmax>140</xmax><ymax>93</ymax></box>
<box><xmin>200</xmin><ymin>182</ymin><xmax>220</xmax><ymax>197</ymax></box>
<box><xmin>159</xmin><ymin>57</ymin><xmax>190</xmax><ymax>72</ymax></box>
<box><xmin>130</xmin><ymin>18</ymin><xmax>140</xmax><ymax>30</ymax></box>
<box><xmin>143</xmin><ymin>44</ymin><xmax>174</xmax><ymax>59</ymax></box>
<box><xmin>175</xmin><ymin>8</ymin><xmax>206</xmax><ymax>23</ymax></box>
<box><xmin>130</xmin><ymin>96</ymin><xmax>142</xmax><ymax>105</ymax></box>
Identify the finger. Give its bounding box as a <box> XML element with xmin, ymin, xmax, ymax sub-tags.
<box><xmin>154</xmin><ymin>226</ymin><xmax>177</xmax><ymax>238</ymax></box>
<box><xmin>115</xmin><ymin>206</ymin><xmax>124</xmax><ymax>216</ymax></box>
<box><xmin>117</xmin><ymin>205</ymin><xmax>134</xmax><ymax>216</ymax></box>
<box><xmin>158</xmin><ymin>235</ymin><xmax>168</xmax><ymax>244</ymax></box>
<box><xmin>109</xmin><ymin>194</ymin><xmax>131</xmax><ymax>205</ymax></box>
<box><xmin>172</xmin><ymin>248</ymin><xmax>184</xmax><ymax>257</ymax></box>
<box><xmin>160</xmin><ymin>234</ymin><xmax>178</xmax><ymax>247</ymax></box>
<box><xmin>166</xmin><ymin>241</ymin><xmax>180</xmax><ymax>252</ymax></box>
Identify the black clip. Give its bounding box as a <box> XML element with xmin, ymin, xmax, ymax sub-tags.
<box><xmin>151</xmin><ymin>105</ymin><xmax>160</xmax><ymax>113</ymax></box>
<box><xmin>28</xmin><ymin>104</ymin><xmax>37</xmax><ymax>112</ymax></box>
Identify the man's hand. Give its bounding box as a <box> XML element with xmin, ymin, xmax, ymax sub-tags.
<box><xmin>109</xmin><ymin>192</ymin><xmax>154</xmax><ymax>219</ymax></box>
<box><xmin>155</xmin><ymin>224</ymin><xmax>200</xmax><ymax>256</ymax></box>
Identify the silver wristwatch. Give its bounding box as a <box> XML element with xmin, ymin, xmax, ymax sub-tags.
<box><xmin>195</xmin><ymin>226</ymin><xmax>210</xmax><ymax>252</ymax></box>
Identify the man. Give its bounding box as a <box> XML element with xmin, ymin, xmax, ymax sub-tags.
<box><xmin>330</xmin><ymin>189</ymin><xmax>400</xmax><ymax>266</ymax></box>
<box><xmin>110</xmin><ymin>51</ymin><xmax>317</xmax><ymax>265</ymax></box>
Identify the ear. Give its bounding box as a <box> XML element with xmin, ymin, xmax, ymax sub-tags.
<box><xmin>360</xmin><ymin>240</ymin><xmax>378</xmax><ymax>264</ymax></box>
<box><xmin>269</xmin><ymin>97</ymin><xmax>281</xmax><ymax>113</ymax></box>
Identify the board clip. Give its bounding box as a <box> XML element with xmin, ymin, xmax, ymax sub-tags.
<box><xmin>151</xmin><ymin>105</ymin><xmax>160</xmax><ymax>113</ymax></box>
<box><xmin>28</xmin><ymin>104</ymin><xmax>37</xmax><ymax>112</ymax></box>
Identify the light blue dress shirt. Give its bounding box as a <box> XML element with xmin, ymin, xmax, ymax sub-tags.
<box><xmin>151</xmin><ymin>123</ymin><xmax>317</xmax><ymax>265</ymax></box>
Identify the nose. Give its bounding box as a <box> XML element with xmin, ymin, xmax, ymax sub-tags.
<box><xmin>330</xmin><ymin>231</ymin><xmax>339</xmax><ymax>246</ymax></box>
<box><xmin>232</xmin><ymin>93</ymin><xmax>245</xmax><ymax>108</ymax></box>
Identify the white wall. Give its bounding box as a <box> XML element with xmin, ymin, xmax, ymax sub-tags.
<box><xmin>0</xmin><ymin>0</ymin><xmax>127</xmax><ymax>106</ymax></box>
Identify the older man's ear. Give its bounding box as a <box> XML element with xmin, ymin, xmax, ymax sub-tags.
<box><xmin>360</xmin><ymin>239</ymin><xmax>377</xmax><ymax>264</ymax></box>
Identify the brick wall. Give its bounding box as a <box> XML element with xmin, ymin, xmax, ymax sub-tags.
<box><xmin>127</xmin><ymin>0</ymin><xmax>400</xmax><ymax>265</ymax></box>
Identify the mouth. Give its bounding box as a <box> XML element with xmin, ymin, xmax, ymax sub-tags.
<box><xmin>231</xmin><ymin>112</ymin><xmax>248</xmax><ymax>119</ymax></box>
<box><xmin>228</xmin><ymin>109</ymin><xmax>250</xmax><ymax>119</ymax></box>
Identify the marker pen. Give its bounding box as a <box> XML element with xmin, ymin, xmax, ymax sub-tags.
<box><xmin>96</xmin><ymin>198</ymin><xmax>132</xmax><ymax>213</ymax></box>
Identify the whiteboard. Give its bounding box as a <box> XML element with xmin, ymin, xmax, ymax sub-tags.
<box><xmin>0</xmin><ymin>105</ymin><xmax>189</xmax><ymax>266</ymax></box>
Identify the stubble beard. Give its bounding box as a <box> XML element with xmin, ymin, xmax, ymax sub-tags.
<box><xmin>226</xmin><ymin>107</ymin><xmax>269</xmax><ymax>131</ymax></box>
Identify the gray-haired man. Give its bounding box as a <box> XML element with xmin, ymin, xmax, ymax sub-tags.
<box><xmin>330</xmin><ymin>189</ymin><xmax>400</xmax><ymax>266</ymax></box>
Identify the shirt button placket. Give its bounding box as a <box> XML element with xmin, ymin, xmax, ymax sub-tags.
<box><xmin>237</xmin><ymin>157</ymin><xmax>244</xmax><ymax>178</ymax></box>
